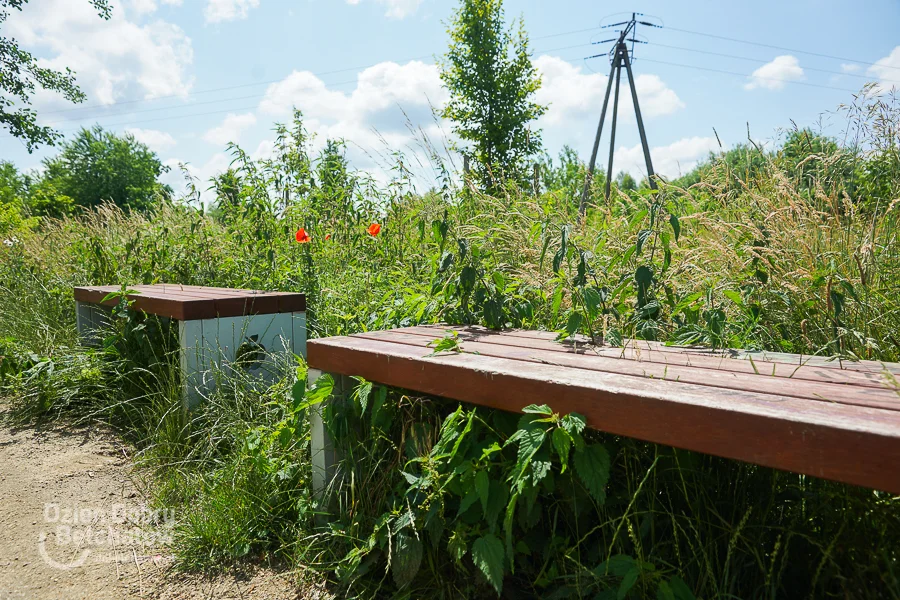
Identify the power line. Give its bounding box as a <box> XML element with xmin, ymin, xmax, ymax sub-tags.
<box><xmin>38</xmin><ymin>25</ymin><xmax>601</xmax><ymax>119</ymax></box>
<box><xmin>666</xmin><ymin>26</ymin><xmax>900</xmax><ymax>73</ymax></box>
<box><xmin>32</xmin><ymin>78</ymin><xmax>360</xmax><ymax>129</ymax></box>
<box><xmin>639</xmin><ymin>57</ymin><xmax>863</xmax><ymax>93</ymax></box>
<box><xmin>650</xmin><ymin>42</ymin><xmax>875</xmax><ymax>80</ymax></box>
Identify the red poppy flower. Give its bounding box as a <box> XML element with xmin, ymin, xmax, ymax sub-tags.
<box><xmin>325</xmin><ymin>234</ymin><xmax>332</xmax><ymax>241</ymax></box>
<box><xmin>295</xmin><ymin>228</ymin><xmax>311</xmax><ymax>243</ymax></box>
<box><xmin>367</xmin><ymin>223</ymin><xmax>381</xmax><ymax>237</ymax></box>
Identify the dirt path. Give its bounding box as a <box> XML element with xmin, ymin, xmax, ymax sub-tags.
<box><xmin>0</xmin><ymin>414</ymin><xmax>314</xmax><ymax>600</ymax></box>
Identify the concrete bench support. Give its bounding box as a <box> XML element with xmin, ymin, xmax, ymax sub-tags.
<box><xmin>308</xmin><ymin>369</ymin><xmax>349</xmax><ymax>502</ymax></box>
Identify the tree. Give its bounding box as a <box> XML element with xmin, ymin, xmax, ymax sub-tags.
<box><xmin>440</xmin><ymin>0</ymin><xmax>545</xmax><ymax>190</ymax></box>
<box><xmin>1</xmin><ymin>0</ymin><xmax>111</xmax><ymax>152</ymax></box>
<box><xmin>40</xmin><ymin>126</ymin><xmax>171</xmax><ymax>212</ymax></box>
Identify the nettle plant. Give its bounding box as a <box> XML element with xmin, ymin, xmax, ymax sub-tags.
<box><xmin>311</xmin><ymin>375</ymin><xmax>696</xmax><ymax>598</ymax></box>
<box><xmin>546</xmin><ymin>188</ymin><xmax>684</xmax><ymax>344</ymax></box>
<box><xmin>428</xmin><ymin>212</ymin><xmax>540</xmax><ymax>330</ymax></box>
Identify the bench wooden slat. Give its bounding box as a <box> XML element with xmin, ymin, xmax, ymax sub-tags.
<box><xmin>352</xmin><ymin>330</ymin><xmax>900</xmax><ymax>411</ymax></box>
<box><xmin>391</xmin><ymin>326</ymin><xmax>895</xmax><ymax>389</ymax></box>
<box><xmin>307</xmin><ymin>329</ymin><xmax>900</xmax><ymax>493</ymax></box>
<box><xmin>74</xmin><ymin>285</ymin><xmax>305</xmax><ymax>320</ymax></box>
<box><xmin>435</xmin><ymin>325</ymin><xmax>900</xmax><ymax>375</ymax></box>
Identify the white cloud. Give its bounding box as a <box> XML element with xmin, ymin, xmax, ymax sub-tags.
<box><xmin>614</xmin><ymin>136</ymin><xmax>721</xmax><ymax>181</ymax></box>
<box><xmin>744</xmin><ymin>55</ymin><xmax>804</xmax><ymax>91</ymax></box>
<box><xmin>868</xmin><ymin>46</ymin><xmax>900</xmax><ymax>94</ymax></box>
<box><xmin>205</xmin><ymin>0</ymin><xmax>260</xmax><ymax>23</ymax></box>
<box><xmin>841</xmin><ymin>63</ymin><xmax>861</xmax><ymax>73</ymax></box>
<box><xmin>202</xmin><ymin>112</ymin><xmax>258</xmax><ymax>146</ymax></box>
<box><xmin>534</xmin><ymin>55</ymin><xmax>684</xmax><ymax>127</ymax></box>
<box><xmin>126</xmin><ymin>127</ymin><xmax>177</xmax><ymax>152</ymax></box>
<box><xmin>347</xmin><ymin>0</ymin><xmax>423</xmax><ymax>19</ymax></box>
<box><xmin>7</xmin><ymin>0</ymin><xmax>193</xmax><ymax>110</ymax></box>
<box><xmin>161</xmin><ymin>153</ymin><xmax>231</xmax><ymax>204</ymax></box>
<box><xmin>129</xmin><ymin>0</ymin><xmax>158</xmax><ymax>16</ymax></box>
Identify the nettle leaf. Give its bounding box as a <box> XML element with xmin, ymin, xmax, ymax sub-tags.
<box><xmin>618</xmin><ymin>566</ymin><xmax>640</xmax><ymax>600</ymax></box>
<box><xmin>657</xmin><ymin>581</ymin><xmax>675</xmax><ymax>600</ymax></box>
<box><xmin>574</xmin><ymin>444</ymin><xmax>611</xmax><ymax>504</ymax></box>
<box><xmin>636</xmin><ymin>229</ymin><xmax>653</xmax><ymax>255</ymax></box>
<box><xmin>472</xmin><ymin>534</ymin><xmax>505</xmax><ymax>596</ymax></box>
<box><xmin>438</xmin><ymin>251</ymin><xmax>455</xmax><ymax>273</ymax></box>
<box><xmin>531</xmin><ymin>460</ymin><xmax>551</xmax><ymax>487</ymax></box>
<box><xmin>391</xmin><ymin>530</ymin><xmax>423</xmax><ymax>589</ymax></box>
<box><xmin>669</xmin><ymin>214</ymin><xmax>681</xmax><ymax>242</ymax></box>
<box><xmin>351</xmin><ymin>376</ymin><xmax>373</xmax><ymax>414</ymax></box>
<box><xmin>511</xmin><ymin>425</ymin><xmax>547</xmax><ymax>490</ymax></box>
<box><xmin>565</xmin><ymin>311</ymin><xmax>583</xmax><ymax>337</ymax></box>
<box><xmin>551</xmin><ymin>427</ymin><xmax>572</xmax><ymax>472</ymax></box>
<box><xmin>298</xmin><ymin>374</ymin><xmax>333</xmax><ymax>410</ymax></box>
<box><xmin>595</xmin><ymin>554</ymin><xmax>635</xmax><ymax>578</ymax></box>
<box><xmin>504</xmin><ymin>493</ymin><xmax>518</xmax><ymax>573</ymax></box>
<box><xmin>669</xmin><ymin>576</ymin><xmax>697</xmax><ymax>600</ymax></box>
<box><xmin>522</xmin><ymin>404</ymin><xmax>553</xmax><ymax>415</ymax></box>
<box><xmin>475</xmin><ymin>469</ymin><xmax>490</xmax><ymax>513</ymax></box>
<box><xmin>561</xmin><ymin>413</ymin><xmax>587</xmax><ymax>437</ymax></box>
<box><xmin>448</xmin><ymin>529</ymin><xmax>467</xmax><ymax>564</ymax></box>
<box><xmin>551</xmin><ymin>282</ymin><xmax>565</xmax><ymax>322</ymax></box>
<box><xmin>584</xmin><ymin>286</ymin><xmax>602</xmax><ymax>319</ymax></box>
<box><xmin>485</xmin><ymin>479</ymin><xmax>509</xmax><ymax>531</ymax></box>
<box><xmin>458</xmin><ymin>487</ymin><xmax>480</xmax><ymax>517</ymax></box>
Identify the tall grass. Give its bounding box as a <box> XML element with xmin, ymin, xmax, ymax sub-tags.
<box><xmin>0</xmin><ymin>95</ymin><xmax>898</xmax><ymax>597</ymax></box>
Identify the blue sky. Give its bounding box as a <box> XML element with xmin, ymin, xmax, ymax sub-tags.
<box><xmin>2</xmin><ymin>0</ymin><xmax>899</xmax><ymax>195</ymax></box>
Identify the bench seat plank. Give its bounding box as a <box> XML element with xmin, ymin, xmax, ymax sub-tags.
<box><xmin>392</xmin><ymin>326</ymin><xmax>897</xmax><ymax>386</ymax></box>
<box><xmin>74</xmin><ymin>284</ymin><xmax>306</xmax><ymax>320</ymax></box>
<box><xmin>307</xmin><ymin>327</ymin><xmax>900</xmax><ymax>493</ymax></box>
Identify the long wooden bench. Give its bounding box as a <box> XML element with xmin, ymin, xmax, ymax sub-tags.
<box><xmin>307</xmin><ymin>324</ymin><xmax>900</xmax><ymax>495</ymax></box>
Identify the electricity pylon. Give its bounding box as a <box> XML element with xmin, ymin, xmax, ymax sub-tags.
<box><xmin>579</xmin><ymin>13</ymin><xmax>662</xmax><ymax>217</ymax></box>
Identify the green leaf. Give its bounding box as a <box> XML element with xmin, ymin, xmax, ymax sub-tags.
<box><xmin>471</xmin><ymin>534</ymin><xmax>505</xmax><ymax>596</ymax></box>
<box><xmin>438</xmin><ymin>251</ymin><xmax>455</xmax><ymax>273</ymax></box>
<box><xmin>475</xmin><ymin>469</ymin><xmax>490</xmax><ymax>514</ymax></box>
<box><xmin>459</xmin><ymin>265</ymin><xmax>477</xmax><ymax>293</ymax></box>
<box><xmin>636</xmin><ymin>229</ymin><xmax>652</xmax><ymax>255</ymax></box>
<box><xmin>522</xmin><ymin>404</ymin><xmax>552</xmax><ymax>415</ymax></box>
<box><xmin>561</xmin><ymin>413</ymin><xmax>586</xmax><ymax>437</ymax></box>
<box><xmin>565</xmin><ymin>311</ymin><xmax>583</xmax><ymax>337</ymax></box>
<box><xmin>551</xmin><ymin>427</ymin><xmax>572</xmax><ymax>472</ymax></box>
<box><xmin>573</xmin><ymin>444</ymin><xmax>611</xmax><ymax>504</ymax></box>
<box><xmin>723</xmin><ymin>289</ymin><xmax>744</xmax><ymax>307</ymax></box>
<box><xmin>448</xmin><ymin>529</ymin><xmax>467</xmax><ymax>564</ymax></box>
<box><xmin>551</xmin><ymin>282</ymin><xmax>564</xmax><ymax>323</ymax></box>
<box><xmin>290</xmin><ymin>377</ymin><xmax>307</xmax><ymax>411</ymax></box>
<box><xmin>595</xmin><ymin>554</ymin><xmax>635</xmax><ymax>578</ymax></box>
<box><xmin>669</xmin><ymin>576</ymin><xmax>696</xmax><ymax>600</ymax></box>
<box><xmin>351</xmin><ymin>377</ymin><xmax>373</xmax><ymax>414</ymax></box>
<box><xmin>504</xmin><ymin>493</ymin><xmax>518</xmax><ymax>573</ymax></box>
<box><xmin>391</xmin><ymin>530</ymin><xmax>422</xmax><ymax>589</ymax></box>
<box><xmin>584</xmin><ymin>286</ymin><xmax>602</xmax><ymax>319</ymax></box>
<box><xmin>657</xmin><ymin>581</ymin><xmax>675</xmax><ymax>600</ymax></box>
<box><xmin>485</xmin><ymin>479</ymin><xmax>509</xmax><ymax>531</ymax></box>
<box><xmin>618</xmin><ymin>566</ymin><xmax>639</xmax><ymax>600</ymax></box>
<box><xmin>669</xmin><ymin>214</ymin><xmax>681</xmax><ymax>242</ymax></box>
<box><xmin>297</xmin><ymin>374</ymin><xmax>333</xmax><ymax>410</ymax></box>
<box><xmin>510</xmin><ymin>426</ymin><xmax>547</xmax><ymax>490</ymax></box>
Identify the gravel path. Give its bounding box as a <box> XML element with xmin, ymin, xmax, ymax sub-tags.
<box><xmin>0</xmin><ymin>414</ymin><xmax>312</xmax><ymax>600</ymax></box>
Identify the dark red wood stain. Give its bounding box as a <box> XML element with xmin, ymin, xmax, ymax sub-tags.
<box><xmin>307</xmin><ymin>325</ymin><xmax>900</xmax><ymax>494</ymax></box>
<box><xmin>74</xmin><ymin>284</ymin><xmax>305</xmax><ymax>320</ymax></box>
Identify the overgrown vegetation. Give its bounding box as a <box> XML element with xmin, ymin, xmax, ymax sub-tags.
<box><xmin>1</xmin><ymin>0</ymin><xmax>900</xmax><ymax>597</ymax></box>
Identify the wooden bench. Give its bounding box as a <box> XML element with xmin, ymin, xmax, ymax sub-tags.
<box><xmin>75</xmin><ymin>284</ymin><xmax>306</xmax><ymax>405</ymax></box>
<box><xmin>307</xmin><ymin>324</ymin><xmax>900</xmax><ymax>496</ymax></box>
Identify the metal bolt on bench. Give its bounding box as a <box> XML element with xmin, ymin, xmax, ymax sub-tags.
<box><xmin>74</xmin><ymin>284</ymin><xmax>306</xmax><ymax>407</ymax></box>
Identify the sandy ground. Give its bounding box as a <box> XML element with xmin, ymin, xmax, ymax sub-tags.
<box><xmin>0</xmin><ymin>413</ymin><xmax>319</xmax><ymax>600</ymax></box>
